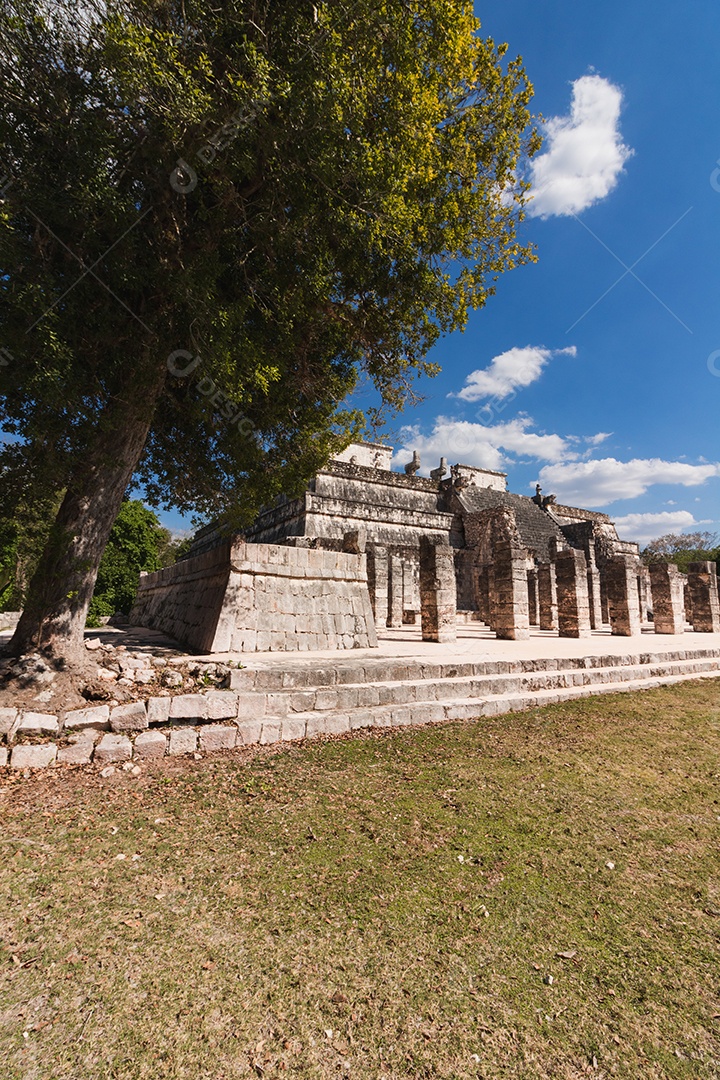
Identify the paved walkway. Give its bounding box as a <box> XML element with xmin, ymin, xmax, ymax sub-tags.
<box><xmin>4</xmin><ymin>622</ymin><xmax>720</xmax><ymax>671</ymax></box>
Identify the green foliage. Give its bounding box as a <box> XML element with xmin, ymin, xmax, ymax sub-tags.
<box><xmin>641</xmin><ymin>531</ymin><xmax>720</xmax><ymax>574</ymax></box>
<box><xmin>0</xmin><ymin>0</ymin><xmax>539</xmax><ymax>531</ymax></box>
<box><xmin>86</xmin><ymin>500</ymin><xmax>178</xmax><ymax>625</ymax></box>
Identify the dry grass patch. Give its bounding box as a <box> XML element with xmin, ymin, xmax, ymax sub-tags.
<box><xmin>1</xmin><ymin>681</ymin><xmax>720</xmax><ymax>1078</ymax></box>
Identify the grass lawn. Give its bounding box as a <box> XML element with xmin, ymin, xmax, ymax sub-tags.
<box><xmin>1</xmin><ymin>681</ymin><xmax>720</xmax><ymax>1079</ymax></box>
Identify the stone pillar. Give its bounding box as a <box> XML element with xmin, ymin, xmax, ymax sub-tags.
<box><xmin>491</xmin><ymin>540</ymin><xmax>530</xmax><ymax>640</ymax></box>
<box><xmin>366</xmin><ymin>546</ymin><xmax>388</xmax><ymax>627</ymax></box>
<box><xmin>477</xmin><ymin>566</ymin><xmax>492</xmax><ymax>624</ymax></box>
<box><xmin>605</xmin><ymin>555</ymin><xmax>642</xmax><ymax>636</ymax></box>
<box><xmin>649</xmin><ymin>562</ymin><xmax>685</xmax><ymax>635</ymax></box>
<box><xmin>537</xmin><ymin>562</ymin><xmax>558</xmax><ymax>631</ymax></box>
<box><xmin>387</xmin><ymin>553</ymin><xmax>404</xmax><ymax>628</ymax></box>
<box><xmin>687</xmin><ymin>561</ymin><xmax>720</xmax><ymax>633</ymax></box>
<box><xmin>585</xmin><ymin>541</ymin><xmax>603</xmax><ymax>630</ymax></box>
<box><xmin>403</xmin><ymin>556</ymin><xmax>420</xmax><ymax>624</ymax></box>
<box><xmin>555</xmin><ymin>548</ymin><xmax>592</xmax><ymax>638</ymax></box>
<box><xmin>419</xmin><ymin>536</ymin><xmax>457</xmax><ymax>643</ymax></box>
<box><xmin>638</xmin><ymin>566</ymin><xmax>651</xmax><ymax>625</ymax></box>
<box><xmin>600</xmin><ymin>578</ymin><xmax>610</xmax><ymax>625</ymax></box>
<box><xmin>527</xmin><ymin>568</ymin><xmax>540</xmax><ymax>626</ymax></box>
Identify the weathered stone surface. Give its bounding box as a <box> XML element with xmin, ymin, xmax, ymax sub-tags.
<box><xmin>63</xmin><ymin>705</ymin><xmax>110</xmax><ymax>732</ymax></box>
<box><xmin>17</xmin><ymin>712</ymin><xmax>59</xmax><ymax>735</ymax></box>
<box><xmin>649</xmin><ymin>562</ymin><xmax>685</xmax><ymax>635</ymax></box>
<box><xmin>205</xmin><ymin>691</ymin><xmax>239</xmax><ymax>720</ymax></box>
<box><xmin>687</xmin><ymin>562</ymin><xmax>720</xmax><ymax>633</ymax></box>
<box><xmin>0</xmin><ymin>707</ymin><xmax>18</xmax><ymax>735</ymax></box>
<box><xmin>537</xmin><ymin>562</ymin><xmax>558</xmax><ymax>631</ymax></box>
<box><xmin>235</xmin><ymin>719</ymin><xmax>263</xmax><ymax>745</ymax></box>
<box><xmin>169</xmin><ymin>694</ymin><xmax>208</xmax><ymax>722</ymax></box>
<box><xmin>168</xmin><ymin>727</ymin><xmax>198</xmax><ymax>755</ymax></box>
<box><xmin>198</xmin><ymin>724</ymin><xmax>237</xmax><ymax>752</ymax></box>
<box><xmin>110</xmin><ymin>702</ymin><xmax>149</xmax><ymax>732</ymax></box>
<box><xmin>133</xmin><ymin>730</ymin><xmax>168</xmax><ymax>759</ymax></box>
<box><xmin>605</xmin><ymin>555</ymin><xmax>642</xmax><ymax>637</ymax></box>
<box><xmin>94</xmin><ymin>734</ymin><xmax>132</xmax><ymax>763</ymax></box>
<box><xmin>58</xmin><ymin>738</ymin><xmax>94</xmax><ymax>765</ymax></box>
<box><xmin>387</xmin><ymin>554</ymin><xmax>404</xmax><ymax>628</ymax></box>
<box><xmin>555</xmin><ymin>549</ymin><xmax>592</xmax><ymax>638</ymax></box>
<box><xmin>11</xmin><ymin>743</ymin><xmax>57</xmax><ymax>769</ymax></box>
<box><xmin>259</xmin><ymin>721</ymin><xmax>281</xmax><ymax>744</ymax></box>
<box><xmin>419</xmin><ymin>535</ymin><xmax>457</xmax><ymax>644</ymax></box>
<box><xmin>0</xmin><ymin>747</ymin><xmax>7</xmax><ymax>767</ymax></box>
<box><xmin>280</xmin><ymin>717</ymin><xmax>306</xmax><ymax>742</ymax></box>
<box><xmin>147</xmin><ymin>696</ymin><xmax>171</xmax><ymax>724</ymax></box>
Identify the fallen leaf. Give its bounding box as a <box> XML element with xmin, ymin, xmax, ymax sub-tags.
<box><xmin>555</xmin><ymin>950</ymin><xmax>577</xmax><ymax>960</ymax></box>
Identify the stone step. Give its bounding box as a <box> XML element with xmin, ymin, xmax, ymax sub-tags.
<box><xmin>228</xmin><ymin>646</ymin><xmax>720</xmax><ymax>693</ymax></box>
<box><xmin>274</xmin><ymin>667</ymin><xmax>720</xmax><ymax>743</ymax></box>
<box><xmin>252</xmin><ymin>656</ymin><xmax>720</xmax><ymax>717</ymax></box>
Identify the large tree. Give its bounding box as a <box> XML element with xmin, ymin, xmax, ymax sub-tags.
<box><xmin>0</xmin><ymin>0</ymin><xmax>538</xmax><ymax>660</ymax></box>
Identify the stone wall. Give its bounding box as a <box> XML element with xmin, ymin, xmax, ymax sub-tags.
<box><xmin>131</xmin><ymin>539</ymin><xmax>378</xmax><ymax>653</ymax></box>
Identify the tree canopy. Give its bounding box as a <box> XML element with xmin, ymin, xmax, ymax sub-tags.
<box><xmin>641</xmin><ymin>532</ymin><xmax>720</xmax><ymax>575</ymax></box>
<box><xmin>0</xmin><ymin>0</ymin><xmax>539</xmax><ymax>656</ymax></box>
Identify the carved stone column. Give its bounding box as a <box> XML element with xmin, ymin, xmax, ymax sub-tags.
<box><xmin>649</xmin><ymin>562</ymin><xmax>685</xmax><ymax>635</ymax></box>
<box><xmin>366</xmin><ymin>545</ymin><xmax>388</xmax><ymax>629</ymax></box>
<box><xmin>537</xmin><ymin>562</ymin><xmax>558</xmax><ymax>631</ymax></box>
<box><xmin>527</xmin><ymin>567</ymin><xmax>540</xmax><ymax>627</ymax></box>
<box><xmin>387</xmin><ymin>553</ymin><xmax>404</xmax><ymax>628</ymax></box>
<box><xmin>419</xmin><ymin>536</ymin><xmax>457</xmax><ymax>643</ymax></box>
<box><xmin>687</xmin><ymin>561</ymin><xmax>720</xmax><ymax>632</ymax></box>
<box><xmin>605</xmin><ymin>554</ymin><xmax>642</xmax><ymax>636</ymax></box>
<box><xmin>491</xmin><ymin>539</ymin><xmax>530</xmax><ymax>640</ymax></box>
<box><xmin>555</xmin><ymin>548</ymin><xmax>592</xmax><ymax>638</ymax></box>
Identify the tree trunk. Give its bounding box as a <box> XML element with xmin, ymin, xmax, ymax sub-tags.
<box><xmin>8</xmin><ymin>376</ymin><xmax>165</xmax><ymax>662</ymax></box>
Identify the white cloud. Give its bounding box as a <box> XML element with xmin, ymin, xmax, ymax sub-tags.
<box><xmin>537</xmin><ymin>457</ymin><xmax>720</xmax><ymax>507</ymax></box>
<box><xmin>453</xmin><ymin>345</ymin><xmax>577</xmax><ymax>402</ymax></box>
<box><xmin>611</xmin><ymin>511</ymin><xmax>703</xmax><ymax>547</ymax></box>
<box><xmin>393</xmin><ymin>416</ymin><xmax>576</xmax><ymax>474</ymax></box>
<box><xmin>528</xmin><ymin>75</ymin><xmax>632</xmax><ymax>218</ymax></box>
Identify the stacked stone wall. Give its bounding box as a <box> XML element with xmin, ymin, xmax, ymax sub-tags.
<box><xmin>131</xmin><ymin>540</ymin><xmax>377</xmax><ymax>653</ymax></box>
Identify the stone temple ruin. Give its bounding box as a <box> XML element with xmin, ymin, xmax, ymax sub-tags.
<box><xmin>131</xmin><ymin>442</ymin><xmax>720</xmax><ymax>653</ymax></box>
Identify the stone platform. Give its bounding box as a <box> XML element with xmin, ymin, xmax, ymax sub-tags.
<box><xmin>2</xmin><ymin>625</ymin><xmax>720</xmax><ymax>771</ymax></box>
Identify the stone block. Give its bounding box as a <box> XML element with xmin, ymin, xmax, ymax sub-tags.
<box><xmin>419</xmin><ymin>536</ymin><xmax>457</xmax><ymax>643</ymax></box>
<box><xmin>259</xmin><ymin>721</ymin><xmax>281</xmax><ymax>744</ymax></box>
<box><xmin>110</xmin><ymin>701</ymin><xmax>149</xmax><ymax>733</ymax></box>
<box><xmin>0</xmin><ymin>707</ymin><xmax>18</xmax><ymax>736</ymax></box>
<box><xmin>94</xmin><ymin>734</ymin><xmax>132</xmax><ymax>764</ymax></box>
<box><xmin>199</xmin><ymin>725</ymin><xmax>237</xmax><ymax>752</ymax></box>
<box><xmin>17</xmin><ymin>712</ymin><xmax>59</xmax><ymax>735</ymax></box>
<box><xmin>133</xmin><ymin>730</ymin><xmax>168</xmax><ymax>760</ymax></box>
<box><xmin>281</xmin><ymin>717</ymin><xmax>307</xmax><ymax>741</ymax></box>
<box><xmin>235</xmin><ymin>720</ymin><xmax>263</xmax><ymax>745</ymax></box>
<box><xmin>58</xmin><ymin>739</ymin><xmax>94</xmax><ymax>765</ymax></box>
<box><xmin>236</xmin><ymin>692</ymin><xmax>266</xmax><ymax>721</ymax></box>
<box><xmin>169</xmin><ymin>694</ymin><xmax>208</xmax><ymax>722</ymax></box>
<box><xmin>168</xmin><ymin>727</ymin><xmax>198</xmax><ymax>755</ymax></box>
<box><xmin>63</xmin><ymin>705</ymin><xmax>110</xmax><ymax>732</ymax></box>
<box><xmin>147</xmin><ymin>696</ymin><xmax>171</xmax><ymax>724</ymax></box>
<box><xmin>0</xmin><ymin>747</ymin><xmax>7</xmax><ymax>766</ymax></box>
<box><xmin>324</xmin><ymin>713</ymin><xmax>351</xmax><ymax>736</ymax></box>
<box><xmin>11</xmin><ymin>743</ymin><xmax>57</xmax><ymax>769</ymax></box>
<box><xmin>205</xmin><ymin>691</ymin><xmax>239</xmax><ymax>720</ymax></box>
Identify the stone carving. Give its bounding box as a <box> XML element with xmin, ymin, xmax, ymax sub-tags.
<box><xmin>450</xmin><ymin>463</ymin><xmax>469</xmax><ymax>489</ymax></box>
<box><xmin>429</xmin><ymin>457</ymin><xmax>448</xmax><ymax>481</ymax></box>
<box><xmin>533</xmin><ymin>483</ymin><xmax>556</xmax><ymax>509</ymax></box>
<box><xmin>404</xmin><ymin>450</ymin><xmax>421</xmax><ymax>475</ymax></box>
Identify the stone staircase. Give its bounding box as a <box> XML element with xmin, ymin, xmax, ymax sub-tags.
<box><xmin>228</xmin><ymin>646</ymin><xmax>720</xmax><ymax>742</ymax></box>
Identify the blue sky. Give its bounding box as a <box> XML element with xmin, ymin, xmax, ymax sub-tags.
<box><xmin>154</xmin><ymin>2</ymin><xmax>720</xmax><ymax>545</ymax></box>
<box><xmin>376</xmin><ymin>0</ymin><xmax>720</xmax><ymax>547</ymax></box>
